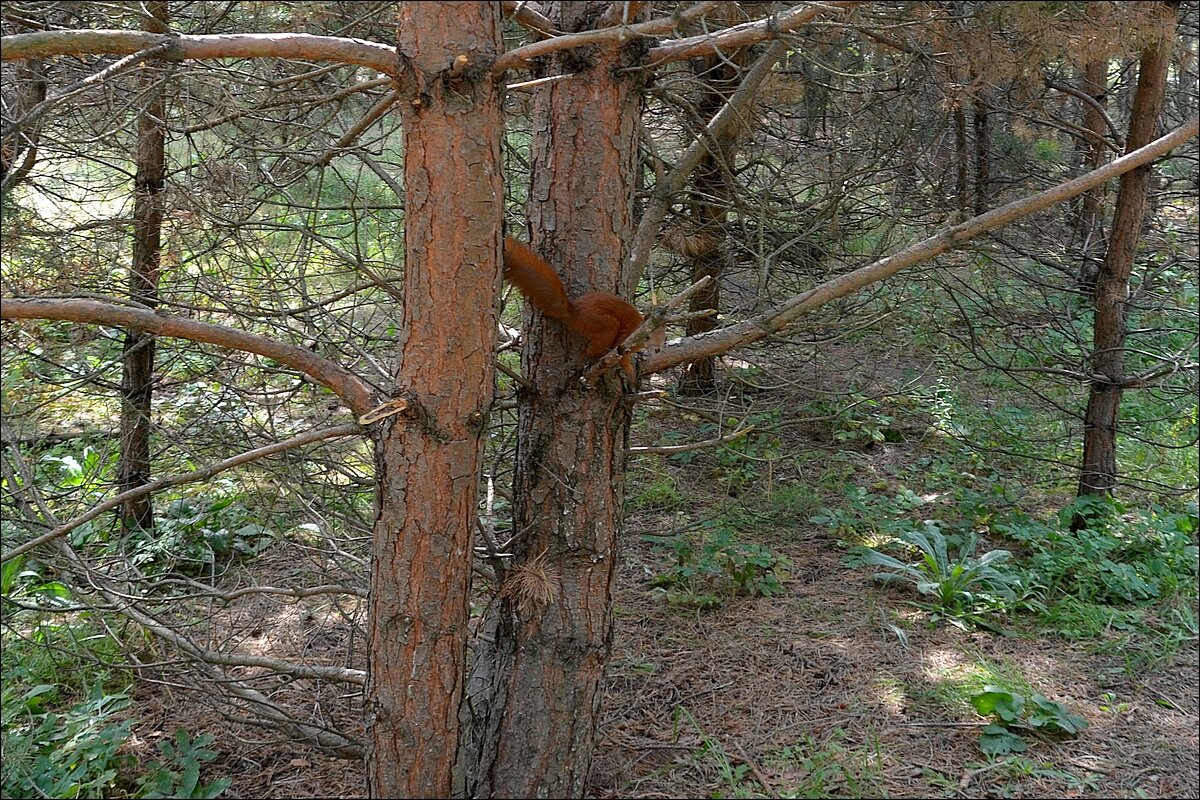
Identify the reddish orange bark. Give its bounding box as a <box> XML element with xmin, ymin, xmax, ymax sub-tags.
<box><xmin>364</xmin><ymin>3</ymin><xmax>503</xmax><ymax>797</ymax></box>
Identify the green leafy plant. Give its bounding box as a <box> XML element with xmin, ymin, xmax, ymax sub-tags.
<box><xmin>804</xmin><ymin>395</ymin><xmax>904</xmax><ymax>445</ymax></box>
<box><xmin>1003</xmin><ymin>500</ymin><xmax>1198</xmax><ymax>604</ymax></box>
<box><xmin>709</xmin><ymin>421</ymin><xmax>784</xmax><ymax>494</ymax></box>
<box><xmin>136</xmin><ymin>728</ymin><xmax>232</xmax><ymax>799</ymax></box>
<box><xmin>1</xmin><ymin>683</ymin><xmax>134</xmax><ymax>799</ymax></box>
<box><xmin>1</xmin><ymin>549</ymin><xmax>75</xmax><ymax>609</ymax></box>
<box><xmin>833</xmin><ymin>395</ymin><xmax>902</xmax><ymax>444</ymax></box>
<box><xmin>848</xmin><ymin>521</ymin><xmax>1020</xmax><ymax>626</ymax></box>
<box><xmin>41</xmin><ymin>445</ymin><xmax>118</xmax><ymax>500</ymax></box>
<box><xmin>970</xmin><ymin>686</ymin><xmax>1088</xmax><ymax>757</ymax></box>
<box><xmin>1</xmin><ymin>680</ymin><xmax>231</xmax><ymax>800</ymax></box>
<box><xmin>126</xmin><ymin>491</ymin><xmax>272</xmax><ymax>575</ymax></box>
<box><xmin>2</xmin><ymin>617</ymin><xmax>125</xmax><ymax>701</ymax></box>
<box><xmin>648</xmin><ymin>523</ymin><xmax>790</xmax><ymax>608</ymax></box>
<box><xmin>631</xmin><ymin>467</ymin><xmax>685</xmax><ymax>511</ymax></box>
<box><xmin>811</xmin><ymin>483</ymin><xmax>930</xmax><ymax>539</ymax></box>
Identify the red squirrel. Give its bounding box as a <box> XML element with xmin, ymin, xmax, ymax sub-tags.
<box><xmin>503</xmin><ymin>235</ymin><xmax>644</xmax><ymax>379</ymax></box>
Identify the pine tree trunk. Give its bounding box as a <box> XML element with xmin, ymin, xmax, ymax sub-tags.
<box><xmin>1074</xmin><ymin>56</ymin><xmax>1109</xmax><ymax>293</ymax></box>
<box><xmin>1076</xmin><ymin>5</ymin><xmax>1175</xmax><ymax>521</ymax></box>
<box><xmin>465</xmin><ymin>3</ymin><xmax>646</xmax><ymax>796</ymax></box>
<box><xmin>118</xmin><ymin>0</ymin><xmax>168</xmax><ymax>534</ymax></box>
<box><xmin>364</xmin><ymin>3</ymin><xmax>504</xmax><ymax>797</ymax></box>
<box><xmin>679</xmin><ymin>16</ymin><xmax>747</xmax><ymax>395</ymax></box>
<box><xmin>972</xmin><ymin>83</ymin><xmax>990</xmax><ymax>215</ymax></box>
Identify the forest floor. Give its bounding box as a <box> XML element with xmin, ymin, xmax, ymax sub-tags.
<box><xmin>122</xmin><ymin>359</ymin><xmax>1199</xmax><ymax>800</ymax></box>
<box><xmin>589</xmin><ymin>533</ymin><xmax>1199</xmax><ymax>799</ymax></box>
<box><xmin>122</xmin><ymin>537</ymin><xmax>1200</xmax><ymax>800</ymax></box>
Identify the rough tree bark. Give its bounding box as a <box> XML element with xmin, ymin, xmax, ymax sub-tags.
<box><xmin>118</xmin><ymin>0</ymin><xmax>168</xmax><ymax>534</ymax></box>
<box><xmin>364</xmin><ymin>3</ymin><xmax>503</xmax><ymax>798</ymax></box>
<box><xmin>465</xmin><ymin>3</ymin><xmax>646</xmax><ymax>797</ymax></box>
<box><xmin>1075</xmin><ymin>3</ymin><xmax>1177</xmax><ymax>514</ymax></box>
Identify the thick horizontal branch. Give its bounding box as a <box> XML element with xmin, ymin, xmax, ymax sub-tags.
<box><xmin>2</xmin><ymin>42</ymin><xmax>169</xmax><ymax>142</ymax></box>
<box><xmin>1</xmin><ymin>298</ymin><xmax>377</xmax><ymax>415</ymax></box>
<box><xmin>0</xmin><ymin>5</ymin><xmax>854</xmax><ymax>86</ymax></box>
<box><xmin>1</xmin><ymin>4</ymin><xmax>855</xmax><ymax>86</ymax></box>
<box><xmin>644</xmin><ymin>116</ymin><xmax>1200</xmax><ymax>372</ymax></box>
<box><xmin>500</xmin><ymin>0</ymin><xmax>560</xmax><ymax>37</ymax></box>
<box><xmin>493</xmin><ymin>1</ymin><xmax>858</xmax><ymax>76</ymax></box>
<box><xmin>0</xmin><ymin>30</ymin><xmax>399</xmax><ymax>77</ymax></box>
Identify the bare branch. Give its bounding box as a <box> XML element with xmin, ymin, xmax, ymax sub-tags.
<box><xmin>52</xmin><ymin>540</ymin><xmax>364</xmax><ymax>755</ymax></box>
<box><xmin>1044</xmin><ymin>78</ymin><xmax>1126</xmax><ymax>149</ymax></box>
<box><xmin>312</xmin><ymin>88</ymin><xmax>400</xmax><ymax>168</ymax></box>
<box><xmin>218</xmin><ymin>583</ymin><xmax>368</xmax><ymax>601</ymax></box>
<box><xmin>1</xmin><ymin>298</ymin><xmax>377</xmax><ymax>415</ymax></box>
<box><xmin>1</xmin><ymin>423</ymin><xmax>363</xmax><ymax>563</ymax></box>
<box><xmin>629</xmin><ymin>423</ymin><xmax>755</xmax><ymax>455</ymax></box>
<box><xmin>644</xmin><ymin>117</ymin><xmax>1200</xmax><ymax>373</ymax></box>
<box><xmin>597</xmin><ymin>2</ymin><xmax>653</xmax><ymax>29</ymax></box>
<box><xmin>2</xmin><ymin>42</ymin><xmax>172</xmax><ymax>140</ymax></box>
<box><xmin>491</xmin><ymin>1</ymin><xmax>725</xmax><ymax>76</ymax></box>
<box><xmin>645</xmin><ymin>1</ymin><xmax>867</xmax><ymax>65</ymax></box>
<box><xmin>500</xmin><ymin>1</ymin><xmax>560</xmax><ymax>38</ymax></box>
<box><xmin>0</xmin><ymin>30</ymin><xmax>399</xmax><ymax>77</ymax></box>
<box><xmin>628</xmin><ymin>39</ymin><xmax>789</xmax><ymax>284</ymax></box>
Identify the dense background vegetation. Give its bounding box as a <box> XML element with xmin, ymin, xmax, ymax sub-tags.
<box><xmin>2</xmin><ymin>2</ymin><xmax>1196</xmax><ymax>797</ymax></box>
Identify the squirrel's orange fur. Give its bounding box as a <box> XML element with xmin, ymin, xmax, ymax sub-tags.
<box><xmin>503</xmin><ymin>235</ymin><xmax>643</xmax><ymax>379</ymax></box>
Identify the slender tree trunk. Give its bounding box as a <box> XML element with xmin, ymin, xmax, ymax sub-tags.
<box><xmin>1076</xmin><ymin>4</ymin><xmax>1176</xmax><ymax>519</ymax></box>
<box><xmin>1074</xmin><ymin>57</ymin><xmax>1110</xmax><ymax>293</ymax></box>
<box><xmin>678</xmin><ymin>34</ymin><xmax>747</xmax><ymax>395</ymax></box>
<box><xmin>972</xmin><ymin>80</ymin><xmax>990</xmax><ymax>215</ymax></box>
<box><xmin>118</xmin><ymin>0</ymin><xmax>168</xmax><ymax>534</ymax></box>
<box><xmin>954</xmin><ymin>99</ymin><xmax>968</xmax><ymax>218</ymax></box>
<box><xmin>364</xmin><ymin>3</ymin><xmax>503</xmax><ymax>797</ymax></box>
<box><xmin>0</xmin><ymin>58</ymin><xmax>46</xmax><ymax>194</ymax></box>
<box><xmin>465</xmin><ymin>4</ymin><xmax>646</xmax><ymax>796</ymax></box>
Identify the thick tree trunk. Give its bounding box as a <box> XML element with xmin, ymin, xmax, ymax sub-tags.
<box><xmin>1076</xmin><ymin>6</ymin><xmax>1175</xmax><ymax>518</ymax></box>
<box><xmin>465</xmin><ymin>3</ymin><xmax>646</xmax><ymax>797</ymax></box>
<box><xmin>364</xmin><ymin>4</ymin><xmax>503</xmax><ymax>797</ymax></box>
<box><xmin>118</xmin><ymin>0</ymin><xmax>168</xmax><ymax>534</ymax></box>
